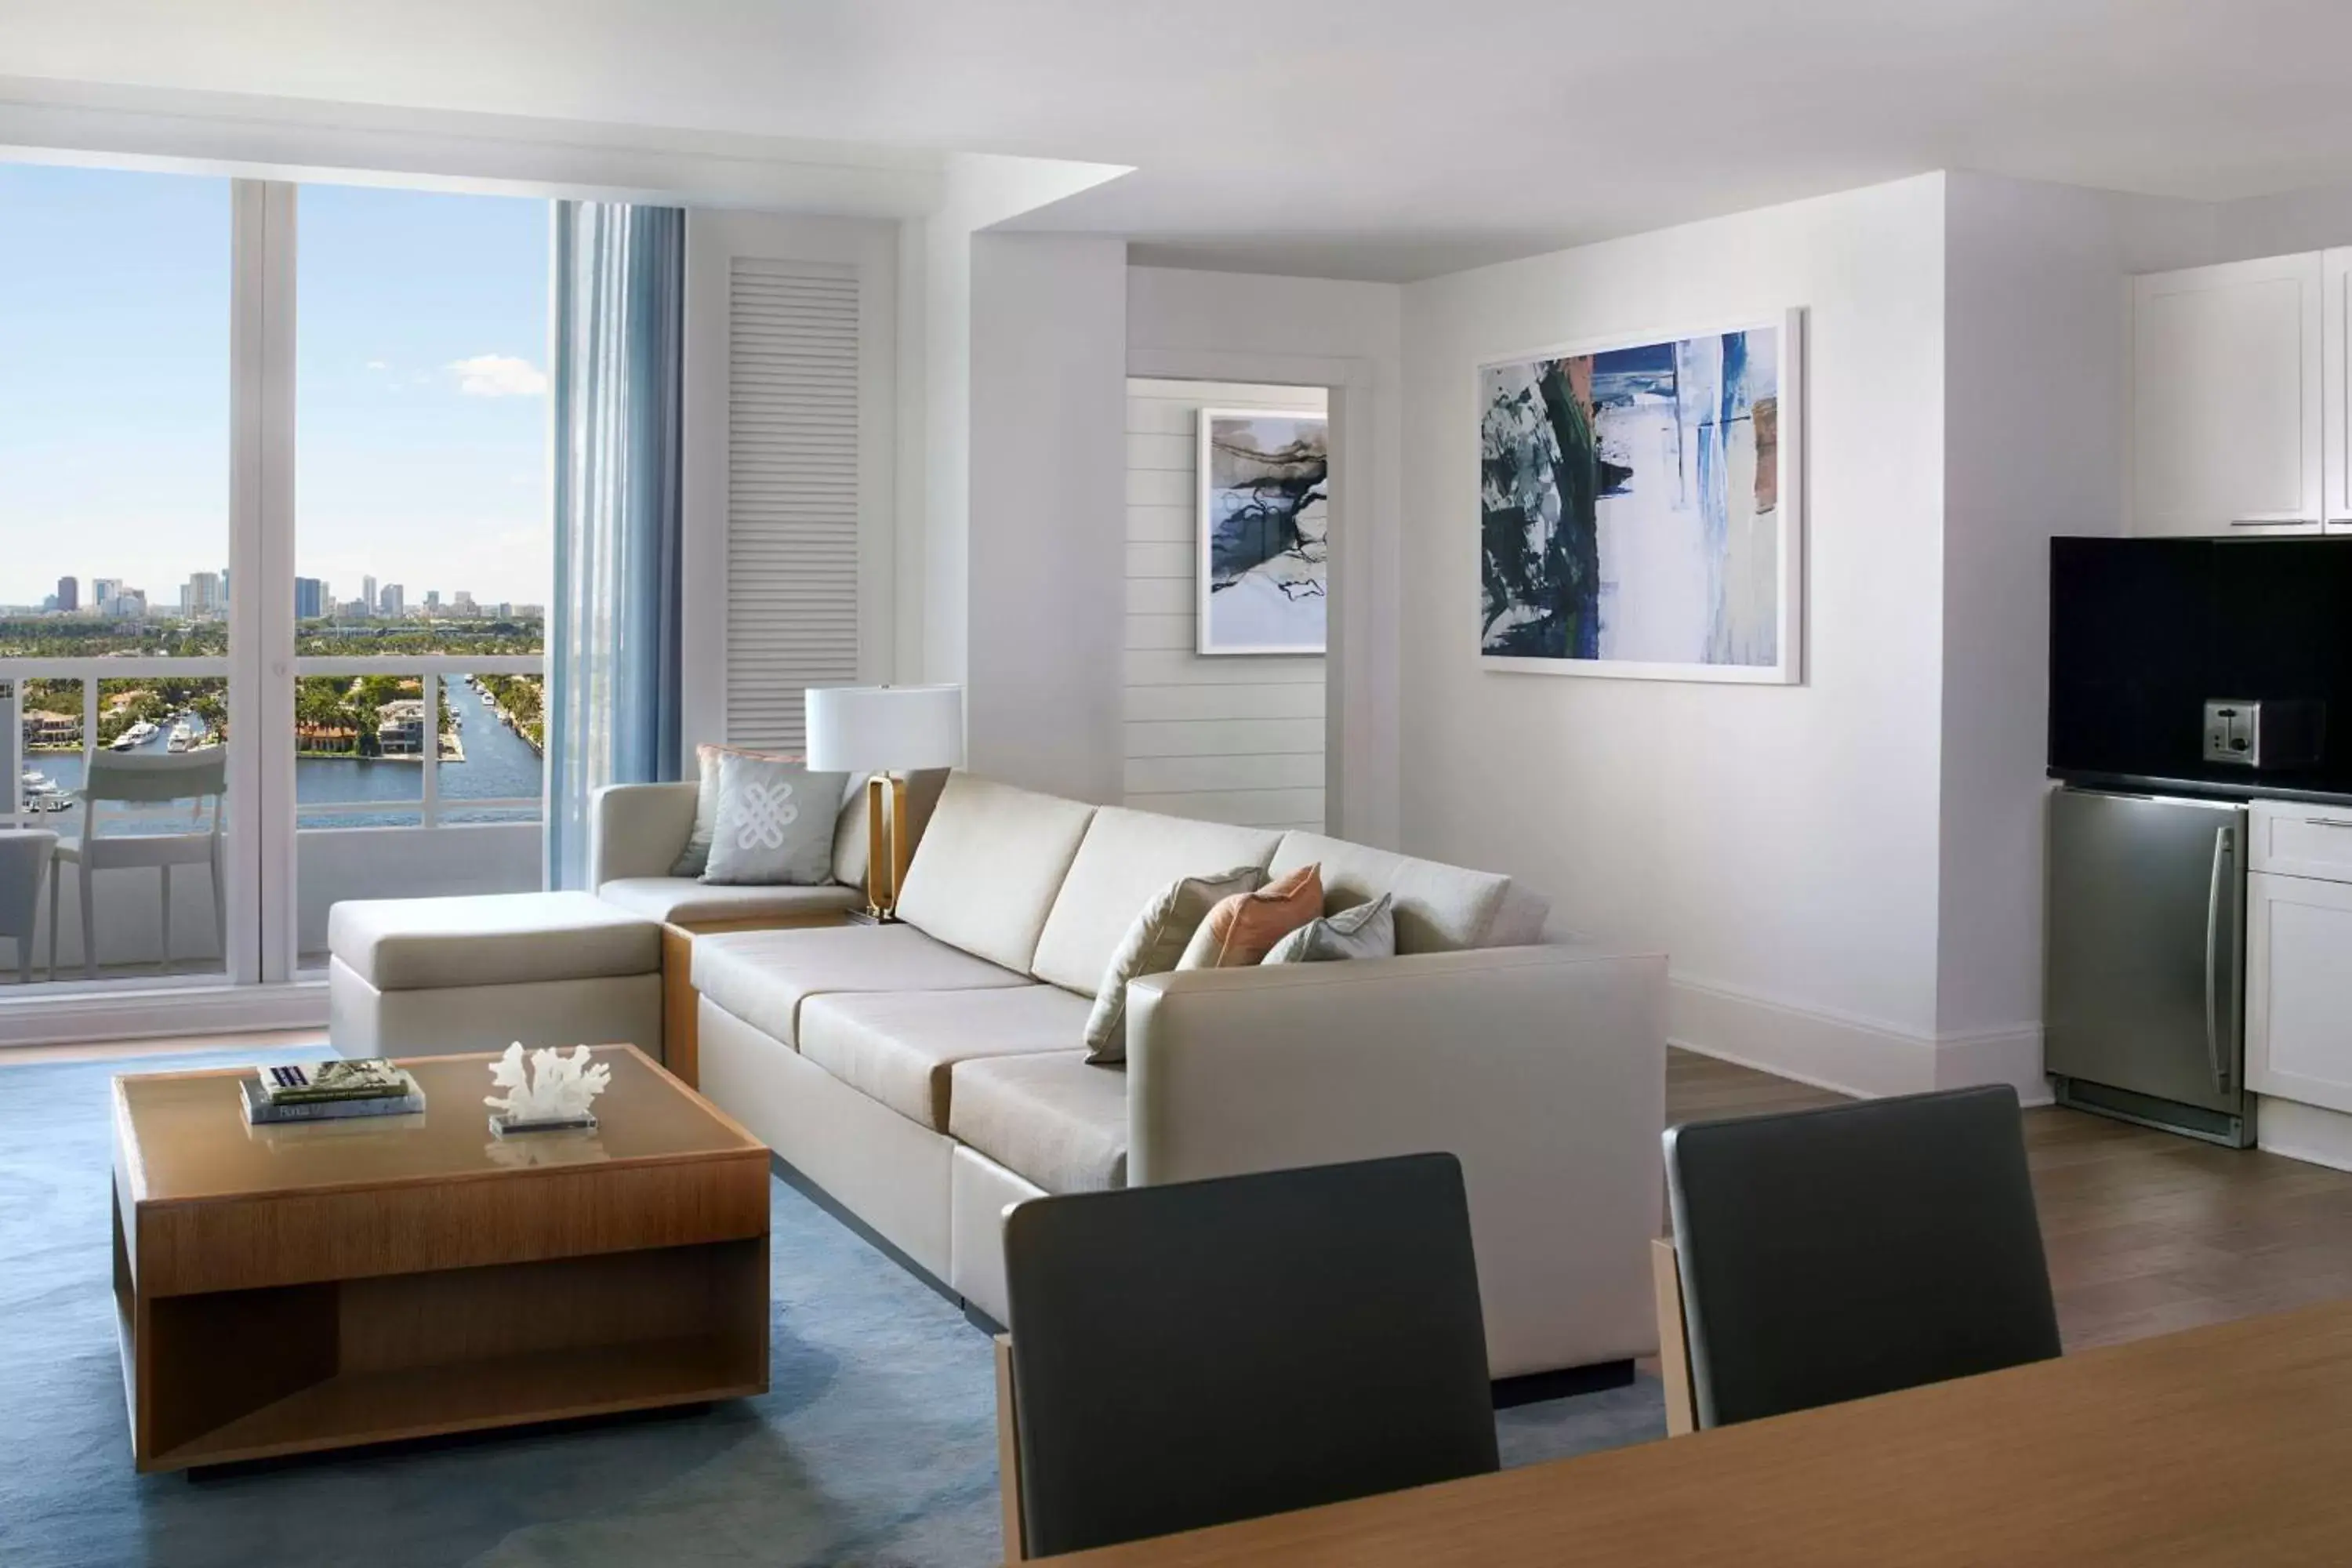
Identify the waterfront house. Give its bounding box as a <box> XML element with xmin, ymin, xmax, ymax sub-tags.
<box><xmin>376</xmin><ymin>699</ymin><xmax>426</xmax><ymax>757</ymax></box>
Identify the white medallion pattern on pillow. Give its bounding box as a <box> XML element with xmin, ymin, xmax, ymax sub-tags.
<box><xmin>735</xmin><ymin>779</ymin><xmax>800</xmax><ymax>849</ymax></box>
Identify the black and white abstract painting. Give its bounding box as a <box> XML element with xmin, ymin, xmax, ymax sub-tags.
<box><xmin>1197</xmin><ymin>409</ymin><xmax>1329</xmax><ymax>655</ymax></box>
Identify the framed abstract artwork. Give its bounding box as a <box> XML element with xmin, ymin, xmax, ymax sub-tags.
<box><xmin>1478</xmin><ymin>310</ymin><xmax>1802</xmax><ymax>683</ymax></box>
<box><xmin>1196</xmin><ymin>408</ymin><xmax>1330</xmax><ymax>655</ymax></box>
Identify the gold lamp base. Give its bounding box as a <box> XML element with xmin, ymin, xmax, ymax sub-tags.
<box><xmin>859</xmin><ymin>771</ymin><xmax>913</xmax><ymax>922</ymax></box>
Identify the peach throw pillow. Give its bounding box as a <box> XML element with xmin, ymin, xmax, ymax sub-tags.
<box><xmin>1178</xmin><ymin>864</ymin><xmax>1323</xmax><ymax>969</ymax></box>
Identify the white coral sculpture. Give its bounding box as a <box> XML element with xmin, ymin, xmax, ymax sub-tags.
<box><xmin>485</xmin><ymin>1043</ymin><xmax>612</xmax><ymax>1122</ymax></box>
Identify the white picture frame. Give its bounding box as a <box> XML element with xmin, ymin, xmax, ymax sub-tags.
<box><xmin>1477</xmin><ymin>307</ymin><xmax>1804</xmax><ymax>684</ymax></box>
<box><xmin>1196</xmin><ymin>407</ymin><xmax>1330</xmax><ymax>656</ymax></box>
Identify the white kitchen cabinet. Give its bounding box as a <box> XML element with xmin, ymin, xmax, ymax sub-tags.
<box><xmin>2246</xmin><ymin>800</ymin><xmax>2352</xmax><ymax>1114</ymax></box>
<box><xmin>2131</xmin><ymin>252</ymin><xmax>2325</xmax><ymax>536</ymax></box>
<box><xmin>2324</xmin><ymin>250</ymin><xmax>2352</xmax><ymax>532</ymax></box>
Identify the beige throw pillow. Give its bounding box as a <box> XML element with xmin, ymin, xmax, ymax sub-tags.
<box><xmin>1262</xmin><ymin>893</ymin><xmax>1397</xmax><ymax>964</ymax></box>
<box><xmin>1082</xmin><ymin>866</ymin><xmax>1265</xmax><ymax>1063</ymax></box>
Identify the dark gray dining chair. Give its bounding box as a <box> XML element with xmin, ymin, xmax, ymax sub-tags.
<box><xmin>996</xmin><ymin>1153</ymin><xmax>1499</xmax><ymax>1561</ymax></box>
<box><xmin>1662</xmin><ymin>1083</ymin><xmax>2060</xmax><ymax>1430</ymax></box>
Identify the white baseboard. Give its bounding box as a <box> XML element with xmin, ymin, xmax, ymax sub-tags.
<box><xmin>0</xmin><ymin>981</ymin><xmax>328</xmax><ymax>1048</ymax></box>
<box><xmin>2255</xmin><ymin>1096</ymin><xmax>2352</xmax><ymax>1173</ymax></box>
<box><xmin>1669</xmin><ymin>974</ymin><xmax>2049</xmax><ymax>1107</ymax></box>
<box><xmin>1933</xmin><ymin>1025</ymin><xmax>2052</xmax><ymax>1107</ymax></box>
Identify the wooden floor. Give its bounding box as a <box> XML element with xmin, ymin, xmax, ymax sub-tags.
<box><xmin>1669</xmin><ymin>1048</ymin><xmax>2352</xmax><ymax>1351</ymax></box>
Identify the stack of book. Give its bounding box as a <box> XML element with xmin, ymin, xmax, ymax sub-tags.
<box><xmin>241</xmin><ymin>1059</ymin><xmax>426</xmax><ymax>1125</ymax></box>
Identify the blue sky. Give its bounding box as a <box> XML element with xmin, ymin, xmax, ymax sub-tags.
<box><xmin>0</xmin><ymin>164</ymin><xmax>550</xmax><ymax>609</ymax></box>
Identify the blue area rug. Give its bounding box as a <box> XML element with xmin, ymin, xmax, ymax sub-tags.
<box><xmin>0</xmin><ymin>1047</ymin><xmax>1665</xmax><ymax>1567</ymax></box>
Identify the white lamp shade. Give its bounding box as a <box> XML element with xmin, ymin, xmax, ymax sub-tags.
<box><xmin>804</xmin><ymin>684</ymin><xmax>965</xmax><ymax>774</ymax></box>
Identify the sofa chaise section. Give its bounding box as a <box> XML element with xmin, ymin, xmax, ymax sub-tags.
<box><xmin>328</xmin><ymin>891</ymin><xmax>663</xmax><ymax>1058</ymax></box>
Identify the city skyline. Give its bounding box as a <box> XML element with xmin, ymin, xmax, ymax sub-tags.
<box><xmin>14</xmin><ymin>566</ymin><xmax>542</xmax><ymax>620</ymax></box>
<box><xmin>0</xmin><ymin>166</ymin><xmax>552</xmax><ymax>608</ymax></box>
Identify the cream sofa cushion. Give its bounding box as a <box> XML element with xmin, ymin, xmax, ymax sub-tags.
<box><xmin>892</xmin><ymin>774</ymin><xmax>1098</xmax><ymax>973</ymax></box>
<box><xmin>1029</xmin><ymin>808</ymin><xmax>1283</xmax><ymax>993</ymax></box>
<box><xmin>949</xmin><ymin>1051</ymin><xmax>1129</xmax><ymax>1194</ymax></box>
<box><xmin>1483</xmin><ymin>881</ymin><xmax>1553</xmax><ymax>946</ymax></box>
<box><xmin>597</xmin><ymin>878</ymin><xmax>864</xmax><ymax>926</ymax></box>
<box><xmin>691</xmin><ymin>923</ymin><xmax>1029</xmax><ymax>1047</ymax></box>
<box><xmin>328</xmin><ymin>891</ymin><xmax>659</xmax><ymax>990</ymax></box>
<box><xmin>1267</xmin><ymin>833</ymin><xmax>1512</xmax><ymax>953</ymax></box>
<box><xmin>800</xmin><ymin>985</ymin><xmax>1091</xmax><ymax>1132</ymax></box>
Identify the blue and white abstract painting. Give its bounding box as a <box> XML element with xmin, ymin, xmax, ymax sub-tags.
<box><xmin>1479</xmin><ymin>314</ymin><xmax>1799</xmax><ymax>682</ymax></box>
<box><xmin>1198</xmin><ymin>409</ymin><xmax>1329</xmax><ymax>655</ymax></box>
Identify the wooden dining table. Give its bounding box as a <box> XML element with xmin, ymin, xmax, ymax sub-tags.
<box><xmin>1034</xmin><ymin>1296</ymin><xmax>2352</xmax><ymax>1566</ymax></box>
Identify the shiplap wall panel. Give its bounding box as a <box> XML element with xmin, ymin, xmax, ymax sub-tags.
<box><xmin>1123</xmin><ymin>379</ymin><xmax>1327</xmax><ymax>831</ymax></box>
<box><xmin>724</xmin><ymin>258</ymin><xmax>863</xmax><ymax>752</ymax></box>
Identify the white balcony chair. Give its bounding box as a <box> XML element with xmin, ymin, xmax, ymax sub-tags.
<box><xmin>0</xmin><ymin>829</ymin><xmax>56</xmax><ymax>984</ymax></box>
<box><xmin>51</xmin><ymin>751</ymin><xmax>227</xmax><ymax>981</ymax></box>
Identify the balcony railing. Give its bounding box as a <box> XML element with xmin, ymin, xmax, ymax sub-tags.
<box><xmin>4</xmin><ymin>654</ymin><xmax>548</xmax><ymax>986</ymax></box>
<box><xmin>5</xmin><ymin>655</ymin><xmax>544</xmax><ymax>832</ymax></box>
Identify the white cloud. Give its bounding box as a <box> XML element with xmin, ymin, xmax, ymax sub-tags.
<box><xmin>365</xmin><ymin>359</ymin><xmax>387</xmax><ymax>371</ymax></box>
<box><xmin>447</xmin><ymin>354</ymin><xmax>549</xmax><ymax>397</ymax></box>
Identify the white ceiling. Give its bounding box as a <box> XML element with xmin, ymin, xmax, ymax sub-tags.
<box><xmin>7</xmin><ymin>0</ymin><xmax>2352</xmax><ymax>281</ymax></box>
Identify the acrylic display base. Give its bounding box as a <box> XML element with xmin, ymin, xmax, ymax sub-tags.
<box><xmin>488</xmin><ymin>1112</ymin><xmax>601</xmax><ymax>1138</ymax></box>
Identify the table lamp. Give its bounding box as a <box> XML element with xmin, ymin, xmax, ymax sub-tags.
<box><xmin>804</xmin><ymin>684</ymin><xmax>964</xmax><ymax>920</ymax></box>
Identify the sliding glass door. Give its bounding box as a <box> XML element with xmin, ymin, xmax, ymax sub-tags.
<box><xmin>288</xmin><ymin>184</ymin><xmax>551</xmax><ymax>973</ymax></box>
<box><xmin>0</xmin><ymin>165</ymin><xmax>551</xmax><ymax>999</ymax></box>
<box><xmin>0</xmin><ymin>164</ymin><xmax>245</xmax><ymax>988</ymax></box>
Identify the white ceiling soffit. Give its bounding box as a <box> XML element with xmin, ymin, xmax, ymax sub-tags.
<box><xmin>0</xmin><ymin>76</ymin><xmax>949</xmax><ymax>216</ymax></box>
<box><xmin>11</xmin><ymin>0</ymin><xmax>2352</xmax><ymax>278</ymax></box>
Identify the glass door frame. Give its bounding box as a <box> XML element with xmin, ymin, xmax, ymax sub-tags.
<box><xmin>237</xmin><ymin>177</ymin><xmax>299</xmax><ymax>986</ymax></box>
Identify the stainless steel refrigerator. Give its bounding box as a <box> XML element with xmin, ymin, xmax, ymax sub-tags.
<box><xmin>2045</xmin><ymin>787</ymin><xmax>2252</xmax><ymax>1147</ymax></box>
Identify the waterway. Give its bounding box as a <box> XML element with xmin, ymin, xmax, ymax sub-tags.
<box><xmin>18</xmin><ymin>675</ymin><xmax>542</xmax><ymax>831</ymax></box>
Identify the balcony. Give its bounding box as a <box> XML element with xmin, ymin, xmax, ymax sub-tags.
<box><xmin>2</xmin><ymin>655</ymin><xmax>543</xmax><ymax>987</ymax></box>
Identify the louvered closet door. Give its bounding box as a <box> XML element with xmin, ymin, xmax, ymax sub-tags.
<box><xmin>724</xmin><ymin>257</ymin><xmax>862</xmax><ymax>751</ymax></box>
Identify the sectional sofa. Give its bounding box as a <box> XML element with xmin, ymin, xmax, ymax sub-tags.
<box><xmin>590</xmin><ymin>771</ymin><xmax>1667</xmax><ymax>1380</ymax></box>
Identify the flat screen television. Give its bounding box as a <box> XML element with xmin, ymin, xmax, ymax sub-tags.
<box><xmin>2049</xmin><ymin>535</ymin><xmax>2352</xmax><ymax>797</ymax></box>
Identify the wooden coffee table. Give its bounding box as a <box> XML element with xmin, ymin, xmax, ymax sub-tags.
<box><xmin>111</xmin><ymin>1044</ymin><xmax>771</xmax><ymax>1472</ymax></box>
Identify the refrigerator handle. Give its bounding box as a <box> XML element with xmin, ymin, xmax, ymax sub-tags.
<box><xmin>2205</xmin><ymin>825</ymin><xmax>2234</xmax><ymax>1094</ymax></box>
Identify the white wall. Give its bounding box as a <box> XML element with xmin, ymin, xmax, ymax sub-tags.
<box><xmin>1126</xmin><ymin>267</ymin><xmax>1403</xmax><ymax>844</ymax></box>
<box><xmin>1933</xmin><ymin>174</ymin><xmax>2214</xmax><ymax>1086</ymax></box>
<box><xmin>1399</xmin><ymin>174</ymin><xmax>1954</xmax><ymax>1094</ymax></box>
<box><xmin>963</xmin><ymin>233</ymin><xmax>1131</xmax><ymax>801</ymax></box>
<box><xmin>1123</xmin><ymin>378</ymin><xmax>1327</xmax><ymax>829</ymax></box>
<box><xmin>899</xmin><ymin>153</ymin><xmax>1134</xmax><ymax>694</ymax></box>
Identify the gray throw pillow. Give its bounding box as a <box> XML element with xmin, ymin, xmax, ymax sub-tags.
<box><xmin>672</xmin><ymin>743</ymin><xmax>799</xmax><ymax>877</ymax></box>
<box><xmin>1262</xmin><ymin>893</ymin><xmax>1396</xmax><ymax>964</ymax></box>
<box><xmin>701</xmin><ymin>753</ymin><xmax>848</xmax><ymax>886</ymax></box>
<box><xmin>1083</xmin><ymin>866</ymin><xmax>1265</xmax><ymax>1063</ymax></box>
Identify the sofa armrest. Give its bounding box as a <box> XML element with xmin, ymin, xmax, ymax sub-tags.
<box><xmin>1123</xmin><ymin>944</ymin><xmax>1668</xmax><ymax>1377</ymax></box>
<box><xmin>589</xmin><ymin>782</ymin><xmax>700</xmax><ymax>890</ymax></box>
